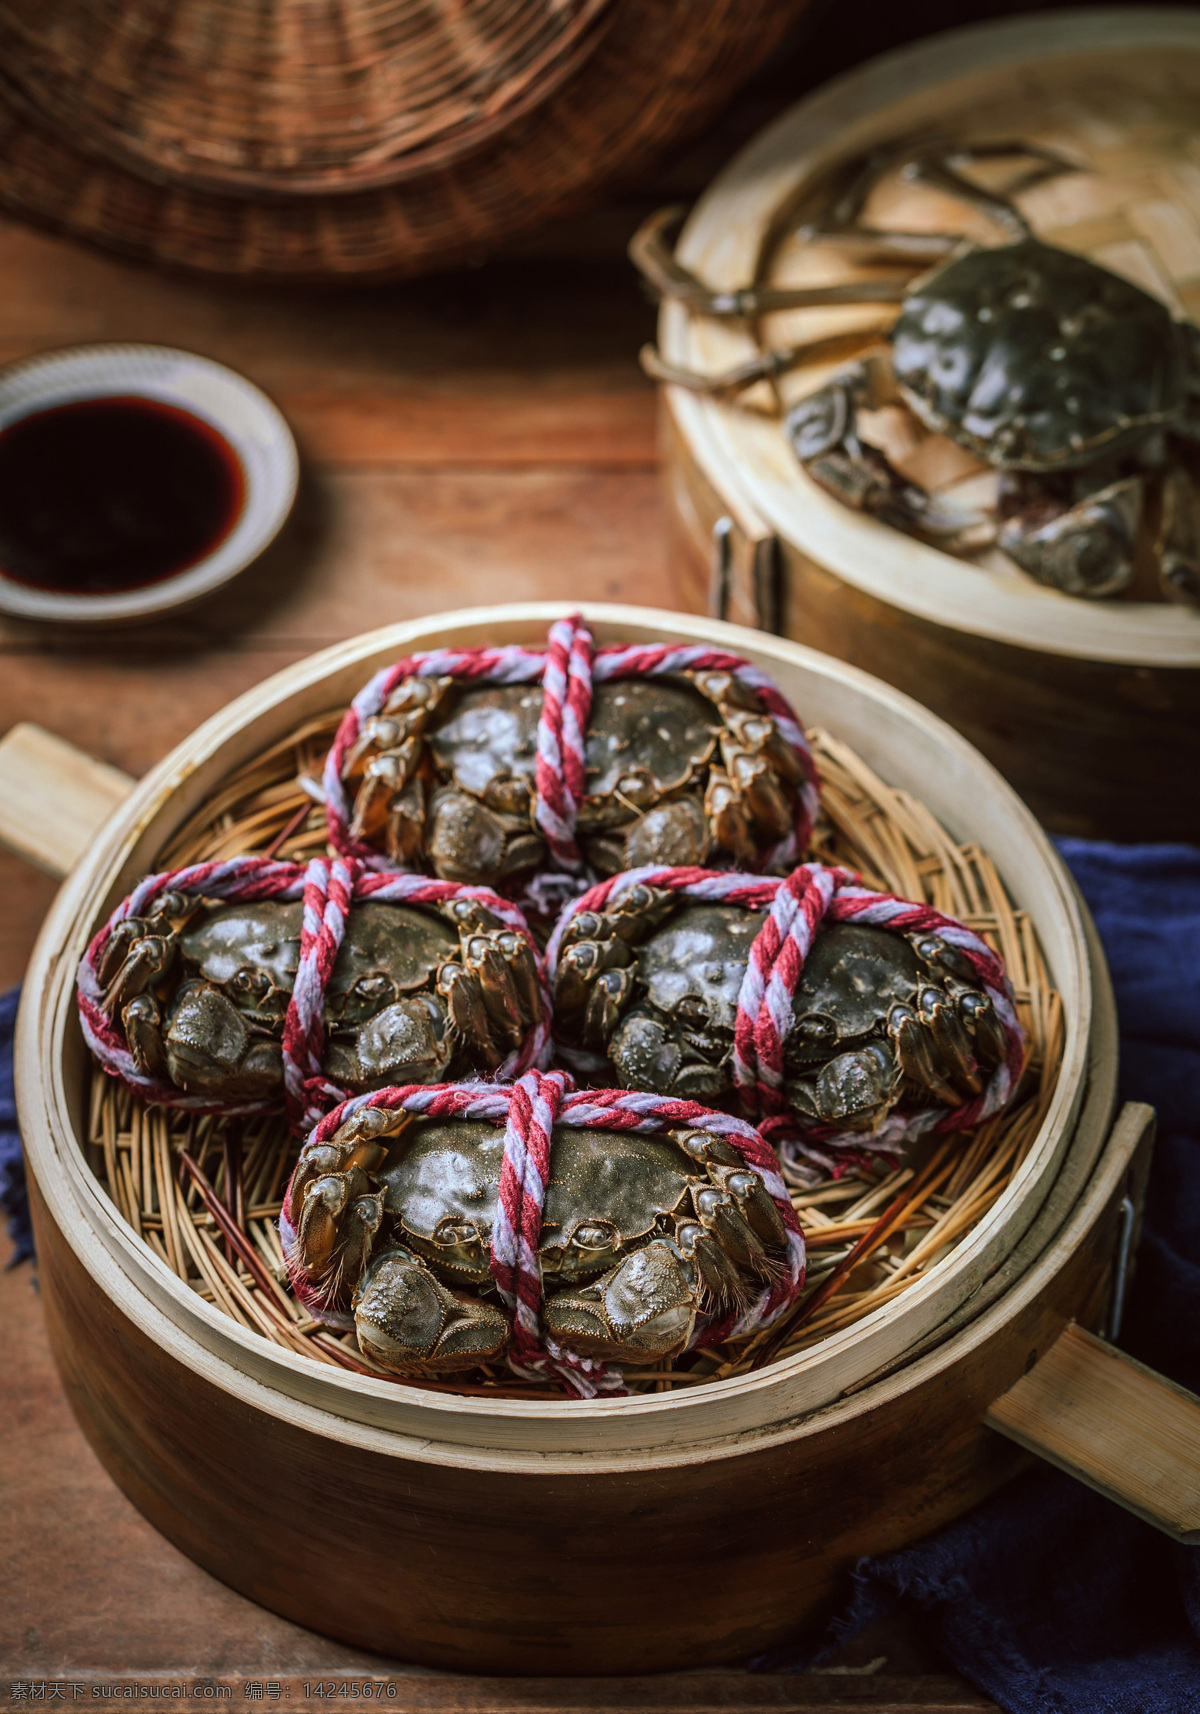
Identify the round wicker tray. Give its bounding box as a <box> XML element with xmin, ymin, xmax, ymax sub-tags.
<box><xmin>0</xmin><ymin>0</ymin><xmax>811</xmax><ymax>280</ymax></box>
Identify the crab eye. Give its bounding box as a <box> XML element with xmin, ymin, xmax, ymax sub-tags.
<box><xmin>231</xmin><ymin>967</ymin><xmax>269</xmax><ymax>995</ymax></box>
<box><xmin>674</xmin><ymin>995</ymin><xmax>708</xmax><ymax>1026</ymax></box>
<box><xmin>433</xmin><ymin>1217</ymin><xmax>478</xmax><ymax>1247</ymax></box>
<box><xmin>354</xmin><ymin>975</ymin><xmax>395</xmax><ymax>1003</ymax></box>
<box><xmin>794</xmin><ymin>1012</ymin><xmax>836</xmax><ymax>1045</ymax></box>
<box><xmin>572</xmin><ymin>1221</ymin><xmax>617</xmax><ymax>1252</ymax></box>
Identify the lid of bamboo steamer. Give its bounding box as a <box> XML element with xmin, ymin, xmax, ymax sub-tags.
<box><xmin>0</xmin><ymin>0</ymin><xmax>811</xmax><ymax>280</ymax></box>
<box><xmin>18</xmin><ymin>604</ymin><xmax>1112</xmax><ymax>1466</ymax></box>
<box><xmin>658</xmin><ymin>9</ymin><xmax>1200</xmax><ymax>668</ymax></box>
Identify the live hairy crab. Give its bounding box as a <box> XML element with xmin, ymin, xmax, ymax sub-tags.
<box><xmin>284</xmin><ymin>1104</ymin><xmax>788</xmax><ymax>1374</ymax></box>
<box><xmin>96</xmin><ymin>892</ymin><xmax>542</xmax><ymax>1103</ymax></box>
<box><xmin>553</xmin><ymin>886</ymin><xmax>1008</xmax><ymax>1130</ymax></box>
<box><xmin>634</xmin><ymin>142</ymin><xmax>1200</xmax><ymax>605</ymax></box>
<box><xmin>341</xmin><ymin>670</ymin><xmax>806</xmax><ymax>883</ymax></box>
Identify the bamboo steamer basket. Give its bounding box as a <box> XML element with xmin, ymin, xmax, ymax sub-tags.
<box><xmin>656</xmin><ymin>9</ymin><xmax>1200</xmax><ymax>843</ymax></box>
<box><xmin>0</xmin><ymin>0</ymin><xmax>811</xmax><ymax>281</ymax></box>
<box><xmin>8</xmin><ymin>602</ymin><xmax>1196</xmax><ymax>1674</ymax></box>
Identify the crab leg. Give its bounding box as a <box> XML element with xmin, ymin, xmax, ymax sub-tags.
<box><xmin>438</xmin><ymin>963</ymin><xmax>504</xmax><ymax>1069</ymax></box>
<box><xmin>122</xmin><ymin>994</ymin><xmax>169</xmax><ymax>1079</ymax></box>
<box><xmin>629</xmin><ymin>204</ymin><xmax>912</xmax><ymax>319</ymax></box>
<box><xmin>889</xmin><ymin>1003</ymin><xmax>962</xmax><ymax>1108</ymax></box>
<box><xmin>294</xmin><ymin>1168</ymin><xmax>384</xmax><ymax>1296</ymax></box>
<box><xmin>639</xmin><ymin>328</ymin><xmax>889</xmax><ymax>401</ymax></box>
<box><xmin>460</xmin><ymin>933</ymin><xmax>526</xmax><ymax>1052</ymax></box>
<box><xmin>917</xmin><ymin>985</ymin><xmax>983</xmax><ymax>1098</ymax></box>
<box><xmin>1156</xmin><ymin>467</ymin><xmax>1200</xmax><ymax>608</ymax></box>
<box><xmin>787</xmin><ymin>355</ymin><xmax>989</xmax><ymax>544</ymax></box>
<box><xmin>384</xmin><ymin>774</ymin><xmax>427</xmax><ymax>865</ymax></box>
<box><xmin>100</xmin><ymin>932</ymin><xmax>175</xmax><ymax>1013</ymax></box>
<box><xmin>349</xmin><ymin>743</ymin><xmax>424</xmax><ymax>847</ymax></box>
<box><xmin>673</xmin><ymin>1220</ymin><xmax>748</xmax><ymax>1308</ymax></box>
<box><xmin>800</xmin><ymin>140</ymin><xmax>1080</xmax><ymax>258</ymax></box>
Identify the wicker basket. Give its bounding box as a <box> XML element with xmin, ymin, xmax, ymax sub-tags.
<box><xmin>0</xmin><ymin>0</ymin><xmax>811</xmax><ymax>280</ymax></box>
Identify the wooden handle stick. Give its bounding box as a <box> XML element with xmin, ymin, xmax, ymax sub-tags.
<box><xmin>0</xmin><ymin>722</ymin><xmax>135</xmax><ymax>879</ymax></box>
<box><xmin>987</xmin><ymin>1322</ymin><xmax>1200</xmax><ymax>1544</ymax></box>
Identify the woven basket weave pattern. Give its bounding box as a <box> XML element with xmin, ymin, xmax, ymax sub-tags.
<box><xmin>0</xmin><ymin>0</ymin><xmax>810</xmax><ymax>279</ymax></box>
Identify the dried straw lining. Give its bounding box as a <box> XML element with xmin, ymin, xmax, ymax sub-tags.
<box><xmin>82</xmin><ymin>712</ymin><xmax>1062</xmax><ymax>1400</ymax></box>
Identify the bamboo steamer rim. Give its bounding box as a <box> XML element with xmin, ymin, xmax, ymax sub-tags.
<box><xmin>17</xmin><ymin>602</ymin><xmax>1108</xmax><ymax>1466</ymax></box>
<box><xmin>660</xmin><ymin>8</ymin><xmax>1200</xmax><ymax>668</ymax></box>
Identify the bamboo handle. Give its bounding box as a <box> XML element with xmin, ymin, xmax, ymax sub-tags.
<box><xmin>0</xmin><ymin>723</ymin><xmax>135</xmax><ymax>880</ymax></box>
<box><xmin>987</xmin><ymin>1322</ymin><xmax>1200</xmax><ymax>1543</ymax></box>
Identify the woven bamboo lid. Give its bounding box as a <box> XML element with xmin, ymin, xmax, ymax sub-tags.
<box><xmin>0</xmin><ymin>0</ymin><xmax>617</xmax><ymax>194</ymax></box>
<box><xmin>0</xmin><ymin>0</ymin><xmax>811</xmax><ymax>280</ymax></box>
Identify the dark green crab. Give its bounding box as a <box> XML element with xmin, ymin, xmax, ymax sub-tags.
<box><xmin>97</xmin><ymin>894</ymin><xmax>541</xmax><ymax>1103</ymax></box>
<box><xmin>634</xmin><ymin>142</ymin><xmax>1200</xmax><ymax>605</ymax></box>
<box><xmin>285</xmin><ymin>1104</ymin><xmax>788</xmax><ymax>1374</ymax></box>
<box><xmin>553</xmin><ymin>887</ymin><xmax>1007</xmax><ymax>1130</ymax></box>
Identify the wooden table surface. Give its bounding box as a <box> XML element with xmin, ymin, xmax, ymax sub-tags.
<box><xmin>0</xmin><ymin>8</ymin><xmax>1083</xmax><ymax>1704</ymax></box>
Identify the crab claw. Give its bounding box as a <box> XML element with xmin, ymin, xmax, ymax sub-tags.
<box><xmin>327</xmin><ymin>995</ymin><xmax>454</xmax><ymax>1089</ymax></box>
<box><xmin>622</xmin><ymin>796</ymin><xmax>710</xmax><ymax>869</ymax></box>
<box><xmin>163</xmin><ymin>982</ymin><xmax>282</xmax><ymax>1100</ymax></box>
<box><xmin>788</xmin><ymin>1041</ymin><xmax>899</xmax><ymax>1130</ymax></box>
<box><xmin>353</xmin><ymin>1246</ymin><xmax>510</xmax><ymax>1374</ymax></box>
<box><xmin>609</xmin><ymin>1008</ymin><xmax>725</xmax><ymax>1099</ymax></box>
<box><xmin>999</xmin><ymin>475</ymin><xmax>1141</xmax><ymax>598</ymax></box>
<box><xmin>543</xmin><ymin>1238</ymin><xmax>698</xmax><ymax>1364</ymax></box>
<box><xmin>427</xmin><ymin>787</ymin><xmax>544</xmax><ymax>886</ymax></box>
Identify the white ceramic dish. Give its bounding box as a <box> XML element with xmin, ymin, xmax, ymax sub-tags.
<box><xmin>0</xmin><ymin>343</ymin><xmax>298</xmax><ymax>623</ymax></box>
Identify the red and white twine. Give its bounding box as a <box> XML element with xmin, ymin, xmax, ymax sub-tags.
<box><xmin>280</xmin><ymin>1070</ymin><xmax>806</xmax><ymax>1398</ymax></box>
<box><xmin>545</xmin><ymin>863</ymin><xmax>1027</xmax><ymax>1168</ymax></box>
<box><xmin>77</xmin><ymin>855</ymin><xmax>550</xmax><ymax>1131</ymax></box>
<box><xmin>323</xmin><ymin>613</ymin><xmax>820</xmax><ymax>879</ymax></box>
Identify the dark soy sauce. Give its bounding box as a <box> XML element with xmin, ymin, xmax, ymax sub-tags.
<box><xmin>0</xmin><ymin>395</ymin><xmax>245</xmax><ymax>594</ymax></box>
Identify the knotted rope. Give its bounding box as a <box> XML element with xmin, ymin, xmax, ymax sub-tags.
<box><xmin>323</xmin><ymin>613</ymin><xmax>820</xmax><ymax>879</ymax></box>
<box><xmin>78</xmin><ymin>856</ymin><xmax>549</xmax><ymax>1131</ymax></box>
<box><xmin>545</xmin><ymin>863</ymin><xmax>1027</xmax><ymax>1168</ymax></box>
<box><xmin>280</xmin><ymin>1071</ymin><xmax>806</xmax><ymax>1398</ymax></box>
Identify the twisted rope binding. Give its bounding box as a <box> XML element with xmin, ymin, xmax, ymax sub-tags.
<box><xmin>78</xmin><ymin>856</ymin><xmax>550</xmax><ymax>1131</ymax></box>
<box><xmin>281</xmin><ymin>1074</ymin><xmax>806</xmax><ymax>1398</ymax></box>
<box><xmin>323</xmin><ymin>613</ymin><xmax>820</xmax><ymax>878</ymax></box>
<box><xmin>545</xmin><ymin>862</ymin><xmax>1027</xmax><ymax>1164</ymax></box>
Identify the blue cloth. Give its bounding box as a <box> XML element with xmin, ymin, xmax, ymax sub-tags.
<box><xmin>0</xmin><ymin>986</ymin><xmax>29</xmax><ymax>1265</ymax></box>
<box><xmin>760</xmin><ymin>839</ymin><xmax>1200</xmax><ymax>1711</ymax></box>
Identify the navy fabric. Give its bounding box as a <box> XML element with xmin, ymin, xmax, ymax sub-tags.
<box><xmin>0</xmin><ymin>986</ymin><xmax>29</xmax><ymax>1265</ymax></box>
<box><xmin>759</xmin><ymin>839</ymin><xmax>1200</xmax><ymax>1711</ymax></box>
